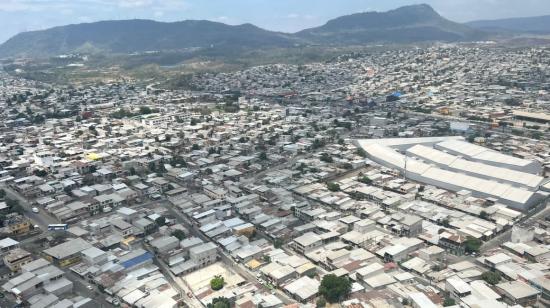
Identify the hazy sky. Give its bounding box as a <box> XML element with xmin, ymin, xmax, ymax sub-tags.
<box><xmin>1</xmin><ymin>0</ymin><xmax>549</xmax><ymax>43</ymax></box>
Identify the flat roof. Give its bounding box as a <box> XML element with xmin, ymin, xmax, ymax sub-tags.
<box><xmin>497</xmin><ymin>281</ymin><xmax>539</xmax><ymax>299</ymax></box>
<box><xmin>0</xmin><ymin>237</ymin><xmax>18</xmax><ymax>248</ymax></box>
<box><xmin>43</xmin><ymin>238</ymin><xmax>92</xmax><ymax>260</ymax></box>
<box><xmin>513</xmin><ymin>110</ymin><xmax>550</xmax><ymax>122</ymax></box>
<box><xmin>284</xmin><ymin>276</ymin><xmax>319</xmax><ymax>300</ymax></box>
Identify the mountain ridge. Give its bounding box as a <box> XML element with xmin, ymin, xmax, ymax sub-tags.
<box><xmin>467</xmin><ymin>15</ymin><xmax>550</xmax><ymax>34</ymax></box>
<box><xmin>0</xmin><ymin>4</ymin><xmax>486</xmax><ymax>58</ymax></box>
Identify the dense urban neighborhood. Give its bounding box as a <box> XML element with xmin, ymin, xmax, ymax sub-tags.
<box><xmin>0</xmin><ymin>43</ymin><xmax>549</xmax><ymax>308</ymax></box>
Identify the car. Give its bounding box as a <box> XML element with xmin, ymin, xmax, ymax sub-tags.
<box><xmin>31</xmin><ymin>207</ymin><xmax>39</xmax><ymax>213</ymax></box>
<box><xmin>86</xmin><ymin>285</ymin><xmax>94</xmax><ymax>291</ymax></box>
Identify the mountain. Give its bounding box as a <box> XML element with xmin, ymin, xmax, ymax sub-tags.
<box><xmin>467</xmin><ymin>16</ymin><xmax>550</xmax><ymax>34</ymax></box>
<box><xmin>296</xmin><ymin>4</ymin><xmax>486</xmax><ymax>44</ymax></box>
<box><xmin>0</xmin><ymin>4</ymin><xmax>486</xmax><ymax>59</ymax></box>
<box><xmin>0</xmin><ymin>19</ymin><xmax>295</xmax><ymax>58</ymax></box>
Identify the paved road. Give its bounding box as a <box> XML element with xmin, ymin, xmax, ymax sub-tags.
<box><xmin>64</xmin><ymin>270</ymin><xmax>113</xmax><ymax>308</ymax></box>
<box><xmin>0</xmin><ymin>184</ymin><xmax>59</xmax><ymax>229</ymax></box>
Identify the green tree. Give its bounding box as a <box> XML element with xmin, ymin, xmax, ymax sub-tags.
<box><xmin>33</xmin><ymin>169</ymin><xmax>48</xmax><ymax>177</ymax></box>
<box><xmin>481</xmin><ymin>271</ymin><xmax>501</xmax><ymax>285</ymax></box>
<box><xmin>155</xmin><ymin>216</ymin><xmax>166</xmax><ymax>227</ymax></box>
<box><xmin>316</xmin><ymin>297</ymin><xmax>327</xmax><ymax>308</ymax></box>
<box><xmin>443</xmin><ymin>298</ymin><xmax>455</xmax><ymax>307</ymax></box>
<box><xmin>320</xmin><ymin>153</ymin><xmax>333</xmax><ymax>163</ymax></box>
<box><xmin>207</xmin><ymin>297</ymin><xmax>231</xmax><ymax>308</ymax></box>
<box><xmin>464</xmin><ymin>236</ymin><xmax>482</xmax><ymax>254</ymax></box>
<box><xmin>358</xmin><ymin>176</ymin><xmax>372</xmax><ymax>185</ymax></box>
<box><xmin>171</xmin><ymin>229</ymin><xmax>186</xmax><ymax>241</ymax></box>
<box><xmin>318</xmin><ymin>274</ymin><xmax>352</xmax><ymax>303</ymax></box>
<box><xmin>327</xmin><ymin>182</ymin><xmax>340</xmax><ymax>192</ymax></box>
<box><xmin>480</xmin><ymin>211</ymin><xmax>489</xmax><ymax>220</ymax></box>
<box><xmin>258</xmin><ymin>152</ymin><xmax>268</xmax><ymax>161</ymax></box>
<box><xmin>139</xmin><ymin>106</ymin><xmax>152</xmax><ymax>115</ymax></box>
<box><xmin>210</xmin><ymin>275</ymin><xmax>224</xmax><ymax>291</ymax></box>
<box><xmin>273</xmin><ymin>238</ymin><xmax>284</xmax><ymax>249</ymax></box>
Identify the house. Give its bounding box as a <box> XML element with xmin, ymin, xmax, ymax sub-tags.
<box><xmin>189</xmin><ymin>242</ymin><xmax>217</xmax><ymax>267</ymax></box>
<box><xmin>497</xmin><ymin>281</ymin><xmax>540</xmax><ymax>306</ymax></box>
<box><xmin>446</xmin><ymin>276</ymin><xmax>472</xmax><ymax>301</ymax></box>
<box><xmin>292</xmin><ymin>232</ymin><xmax>323</xmax><ymax>254</ymax></box>
<box><xmin>133</xmin><ymin>217</ymin><xmax>156</xmax><ymax>235</ymax></box>
<box><xmin>439</xmin><ymin>231</ymin><xmax>466</xmax><ymax>256</ymax></box>
<box><xmin>150</xmin><ymin>236</ymin><xmax>180</xmax><ymax>255</ymax></box>
<box><xmin>284</xmin><ymin>276</ymin><xmax>319</xmax><ymax>303</ymax></box>
<box><xmin>43</xmin><ymin>238</ymin><xmax>93</xmax><ymax>267</ymax></box>
<box><xmin>1</xmin><ymin>213</ymin><xmax>32</xmax><ymax>236</ymax></box>
<box><xmin>0</xmin><ymin>237</ymin><xmax>20</xmax><ymax>254</ymax></box>
<box><xmin>111</xmin><ymin>218</ymin><xmax>134</xmax><ymax>238</ymax></box>
<box><xmin>3</xmin><ymin>248</ymin><xmax>33</xmax><ymax>272</ymax></box>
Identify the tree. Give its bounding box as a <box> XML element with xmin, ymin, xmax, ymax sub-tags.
<box><xmin>33</xmin><ymin>169</ymin><xmax>48</xmax><ymax>177</ymax></box>
<box><xmin>7</xmin><ymin>199</ymin><xmax>24</xmax><ymax>214</ymax></box>
<box><xmin>358</xmin><ymin>176</ymin><xmax>372</xmax><ymax>185</ymax></box>
<box><xmin>481</xmin><ymin>271</ymin><xmax>501</xmax><ymax>285</ymax></box>
<box><xmin>258</xmin><ymin>152</ymin><xmax>268</xmax><ymax>161</ymax></box>
<box><xmin>464</xmin><ymin>236</ymin><xmax>482</xmax><ymax>254</ymax></box>
<box><xmin>327</xmin><ymin>182</ymin><xmax>340</xmax><ymax>192</ymax></box>
<box><xmin>192</xmin><ymin>144</ymin><xmax>200</xmax><ymax>151</ymax></box>
<box><xmin>318</xmin><ymin>274</ymin><xmax>352</xmax><ymax>303</ymax></box>
<box><xmin>171</xmin><ymin>229</ymin><xmax>186</xmax><ymax>241</ymax></box>
<box><xmin>316</xmin><ymin>297</ymin><xmax>327</xmax><ymax>308</ymax></box>
<box><xmin>155</xmin><ymin>216</ymin><xmax>166</xmax><ymax>227</ymax></box>
<box><xmin>320</xmin><ymin>153</ymin><xmax>333</xmax><ymax>163</ymax></box>
<box><xmin>480</xmin><ymin>211</ymin><xmax>490</xmax><ymax>220</ymax></box>
<box><xmin>139</xmin><ymin>106</ymin><xmax>152</xmax><ymax>115</ymax></box>
<box><xmin>210</xmin><ymin>275</ymin><xmax>224</xmax><ymax>291</ymax></box>
<box><xmin>443</xmin><ymin>298</ymin><xmax>455</xmax><ymax>307</ymax></box>
<box><xmin>273</xmin><ymin>238</ymin><xmax>284</xmax><ymax>249</ymax></box>
<box><xmin>207</xmin><ymin>297</ymin><xmax>231</xmax><ymax>308</ymax></box>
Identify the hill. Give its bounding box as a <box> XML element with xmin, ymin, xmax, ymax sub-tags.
<box><xmin>0</xmin><ymin>19</ymin><xmax>295</xmax><ymax>58</ymax></box>
<box><xmin>296</xmin><ymin>4</ymin><xmax>486</xmax><ymax>44</ymax></box>
<box><xmin>467</xmin><ymin>15</ymin><xmax>550</xmax><ymax>34</ymax></box>
<box><xmin>0</xmin><ymin>4</ymin><xmax>487</xmax><ymax>59</ymax></box>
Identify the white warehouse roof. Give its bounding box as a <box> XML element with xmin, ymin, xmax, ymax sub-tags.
<box><xmin>407</xmin><ymin>145</ymin><xmax>544</xmax><ymax>189</ymax></box>
<box><xmin>435</xmin><ymin>140</ymin><xmax>540</xmax><ymax>173</ymax></box>
<box><xmin>358</xmin><ymin>139</ymin><xmax>545</xmax><ymax>210</ymax></box>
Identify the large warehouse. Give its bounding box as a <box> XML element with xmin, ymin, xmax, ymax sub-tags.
<box><xmin>356</xmin><ymin>137</ymin><xmax>547</xmax><ymax>211</ymax></box>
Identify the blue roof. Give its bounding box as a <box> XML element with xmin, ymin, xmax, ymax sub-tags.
<box><xmin>121</xmin><ymin>251</ymin><xmax>153</xmax><ymax>269</ymax></box>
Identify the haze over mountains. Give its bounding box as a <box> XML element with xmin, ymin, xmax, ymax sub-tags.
<box><xmin>467</xmin><ymin>15</ymin><xmax>550</xmax><ymax>34</ymax></box>
<box><xmin>0</xmin><ymin>4</ymin><xmax>547</xmax><ymax>59</ymax></box>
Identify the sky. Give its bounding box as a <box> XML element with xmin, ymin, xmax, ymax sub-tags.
<box><xmin>1</xmin><ymin>0</ymin><xmax>549</xmax><ymax>43</ymax></box>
